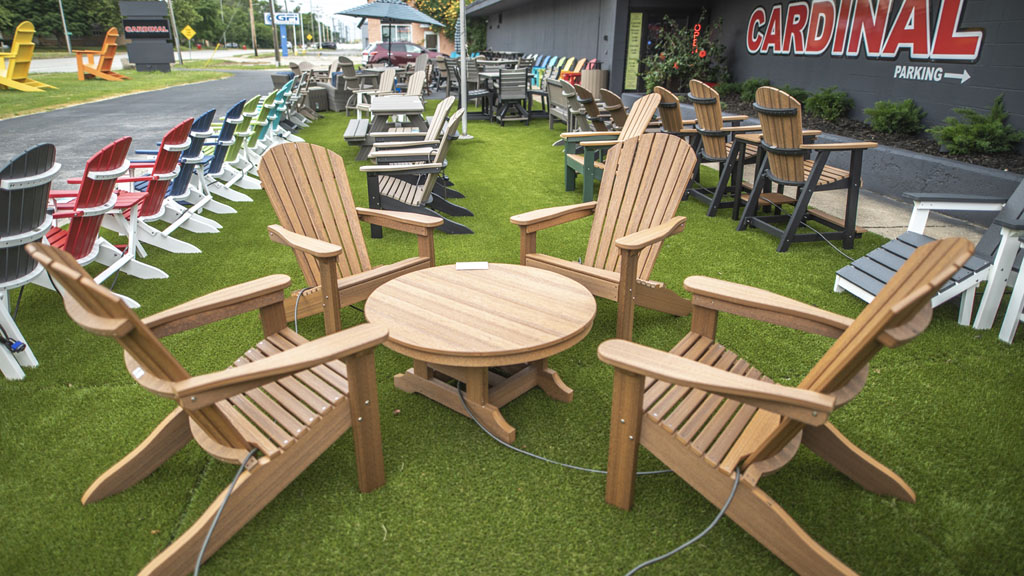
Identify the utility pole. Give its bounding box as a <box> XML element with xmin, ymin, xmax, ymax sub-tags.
<box><xmin>167</xmin><ymin>0</ymin><xmax>184</xmax><ymax>65</ymax></box>
<box><xmin>248</xmin><ymin>0</ymin><xmax>258</xmax><ymax>56</ymax></box>
<box><xmin>57</xmin><ymin>0</ymin><xmax>72</xmax><ymax>53</ymax></box>
<box><xmin>270</xmin><ymin>0</ymin><xmax>281</xmax><ymax>66</ymax></box>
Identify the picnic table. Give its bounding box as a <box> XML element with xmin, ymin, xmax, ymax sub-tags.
<box><xmin>354</xmin><ymin>95</ymin><xmax>428</xmax><ymax>161</ymax></box>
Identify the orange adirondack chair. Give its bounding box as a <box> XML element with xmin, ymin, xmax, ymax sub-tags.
<box><xmin>75</xmin><ymin>27</ymin><xmax>127</xmax><ymax>81</ymax></box>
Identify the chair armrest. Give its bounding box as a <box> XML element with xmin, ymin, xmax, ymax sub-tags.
<box><xmin>356</xmin><ymin>207</ymin><xmax>443</xmax><ymax>235</ymax></box>
<box><xmin>142</xmin><ymin>274</ymin><xmax>292</xmax><ymax>338</ymax></box>
<box><xmin>616</xmin><ymin>217</ymin><xmax>685</xmax><ymax>251</ymax></box>
<box><xmin>561</xmin><ymin>130</ymin><xmax>621</xmax><ymax>140</ymax></box>
<box><xmin>721</xmin><ymin>124</ymin><xmax>762</xmax><ymax>133</ymax></box>
<box><xmin>802</xmin><ymin>141</ymin><xmax>877</xmax><ymax>150</ymax></box>
<box><xmin>903</xmin><ymin>193</ymin><xmax>1006</xmax><ymax>234</ymax></box>
<box><xmin>734</xmin><ymin>133</ymin><xmax>760</xmax><ymax>145</ymax></box>
<box><xmin>369</xmin><ymin>146</ymin><xmax>435</xmax><ymax>159</ymax></box>
<box><xmin>73</xmin><ymin>49</ymin><xmax>101</xmax><ymax>56</ymax></box>
<box><xmin>598</xmin><ymin>339</ymin><xmax>833</xmax><ymax>425</ymax></box>
<box><xmin>359</xmin><ymin>162</ymin><xmax>443</xmax><ymax>174</ymax></box>
<box><xmin>367</xmin><ymin>131</ymin><xmax>429</xmax><ymax>141</ymax></box>
<box><xmin>371</xmin><ymin>139</ymin><xmax>440</xmax><ymax>150</ymax></box>
<box><xmin>720</xmin><ymin>114</ymin><xmax>749</xmax><ymax>123</ymax></box>
<box><xmin>268</xmin><ymin>224</ymin><xmax>343</xmax><ymax>259</ymax></box>
<box><xmin>684</xmin><ymin>276</ymin><xmax>853</xmax><ymax>338</ymax></box>
<box><xmin>579</xmin><ymin>140</ymin><xmax>619</xmax><ymax>149</ymax></box>
<box><xmin>510</xmin><ymin>202</ymin><xmax>597</xmax><ymax>233</ymax></box>
<box><xmin>173</xmin><ymin>324</ymin><xmax>388</xmax><ymax>408</ymax></box>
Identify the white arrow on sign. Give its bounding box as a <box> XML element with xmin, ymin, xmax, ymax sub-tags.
<box><xmin>945</xmin><ymin>69</ymin><xmax>971</xmax><ymax>84</ymax></box>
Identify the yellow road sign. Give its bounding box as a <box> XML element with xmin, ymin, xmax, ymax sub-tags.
<box><xmin>181</xmin><ymin>25</ymin><xmax>195</xmax><ymax>40</ymax></box>
<box><xmin>307</xmin><ymin>34</ymin><xmax>313</xmax><ymax>40</ymax></box>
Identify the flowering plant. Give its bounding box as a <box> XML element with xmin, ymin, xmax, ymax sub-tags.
<box><xmin>640</xmin><ymin>13</ymin><xmax>729</xmax><ymax>92</ymax></box>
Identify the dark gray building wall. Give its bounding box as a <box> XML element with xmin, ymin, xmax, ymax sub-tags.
<box><xmin>710</xmin><ymin>0</ymin><xmax>1024</xmax><ymax>130</ymax></box>
<box><xmin>476</xmin><ymin>0</ymin><xmax>620</xmax><ymax>67</ymax></box>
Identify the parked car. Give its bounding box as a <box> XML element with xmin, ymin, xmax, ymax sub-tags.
<box><xmin>321</xmin><ymin>41</ymin><xmax>337</xmax><ymax>50</ymax></box>
<box><xmin>362</xmin><ymin>42</ymin><xmax>438</xmax><ymax>66</ymax></box>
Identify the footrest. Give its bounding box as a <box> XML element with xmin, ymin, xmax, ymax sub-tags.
<box><xmin>807</xmin><ymin>209</ymin><xmax>866</xmax><ymax>234</ymax></box>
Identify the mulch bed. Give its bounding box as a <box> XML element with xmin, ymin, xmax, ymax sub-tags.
<box><xmin>718</xmin><ymin>94</ymin><xmax>1024</xmax><ymax>175</ymax></box>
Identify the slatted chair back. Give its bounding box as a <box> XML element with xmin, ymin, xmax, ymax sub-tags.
<box><xmin>617</xmin><ymin>92</ymin><xmax>660</xmax><ymax>142</ymax></box>
<box><xmin>377</xmin><ymin>67</ymin><xmax>397</xmax><ymax>94</ymax></box>
<box><xmin>584</xmin><ymin>58</ymin><xmax>598</xmax><ymax>70</ymax></box>
<box><xmin>208</xmin><ymin>99</ymin><xmax>245</xmax><ymax>176</ymax></box>
<box><xmin>259</xmin><ymin>143</ymin><xmax>373</xmax><ymax>290</ymax></box>
<box><xmin>687</xmin><ymin>79</ymin><xmax>731</xmax><ymax>159</ymax></box>
<box><xmin>572</xmin><ymin>58</ymin><xmax>587</xmax><ymax>73</ymax></box>
<box><xmin>59</xmin><ymin>138</ymin><xmax>132</xmax><ymax>260</ymax></box>
<box><xmin>424</xmin><ymin>95</ymin><xmax>456</xmax><ymax>141</ymax></box>
<box><xmin>405</xmin><ymin>108</ymin><xmax>465</xmax><ymax>206</ymax></box>
<box><xmin>753</xmin><ymin>86</ymin><xmax>805</xmax><ymax>183</ymax></box>
<box><xmin>226</xmin><ymin>95</ymin><xmax>260</xmax><ymax>163</ymax></box>
<box><xmin>733</xmin><ymin>237</ymin><xmax>974</xmax><ymax>472</ymax></box>
<box><xmin>0</xmin><ymin>143</ymin><xmax>58</xmax><ymax>284</ymax></box>
<box><xmin>0</xmin><ymin>21</ymin><xmax>37</xmax><ymax>89</ymax></box>
<box><xmin>95</xmin><ymin>28</ymin><xmax>119</xmax><ymax>73</ymax></box>
<box><xmin>561</xmin><ymin>57</ymin><xmax>576</xmax><ymax>72</ymax></box>
<box><xmin>137</xmin><ymin>118</ymin><xmax>193</xmax><ymax>218</ymax></box>
<box><xmin>599</xmin><ymin>89</ymin><xmax>628</xmax><ymax>128</ymax></box>
<box><xmin>167</xmin><ymin>108</ymin><xmax>216</xmax><ymax>199</ymax></box>
<box><xmin>249</xmin><ymin>90</ymin><xmax>278</xmax><ymax>147</ymax></box>
<box><xmin>465</xmin><ymin>59</ymin><xmax>481</xmax><ymax>87</ymax></box>
<box><xmin>583</xmin><ymin>132</ymin><xmax>697</xmax><ymax>280</ymax></box>
<box><xmin>654</xmin><ymin>86</ymin><xmax>685</xmax><ymax>134</ymax></box>
<box><xmin>26</xmin><ymin>243</ymin><xmax>256</xmax><ymax>457</ymax></box>
<box><xmin>498</xmin><ymin>68</ymin><xmax>527</xmax><ymax>102</ymax></box>
<box><xmin>573</xmin><ymin>84</ymin><xmax>608</xmax><ymax>131</ymax></box>
<box><xmin>413</xmin><ymin>53</ymin><xmax>428</xmax><ymax>73</ymax></box>
<box><xmin>406</xmin><ymin>70</ymin><xmax>425</xmax><ymax>97</ymax></box>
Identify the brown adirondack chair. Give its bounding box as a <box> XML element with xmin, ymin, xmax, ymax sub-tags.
<box><xmin>0</xmin><ymin>21</ymin><xmax>55</xmax><ymax>92</ymax></box>
<box><xmin>738</xmin><ymin>86</ymin><xmax>876</xmax><ymax>252</ymax></box>
<box><xmin>259</xmin><ymin>142</ymin><xmax>442</xmax><ymax>335</ymax></box>
<box><xmin>598</xmin><ymin>89</ymin><xmax>627</xmax><ymax>128</ymax></box>
<box><xmin>26</xmin><ymin>242</ymin><xmax>389</xmax><ymax>576</ymax></box>
<box><xmin>513</xmin><ymin>132</ymin><xmax>697</xmax><ymax>341</ymax></box>
<box><xmin>75</xmin><ymin>27</ymin><xmax>127</xmax><ymax>81</ymax></box>
<box><xmin>675</xmin><ymin>81</ymin><xmax>764</xmax><ymax>216</ymax></box>
<box><xmin>561</xmin><ymin>92</ymin><xmax>661</xmax><ymax>202</ymax></box>
<box><xmin>572</xmin><ymin>84</ymin><xmax>610</xmax><ymax>131</ymax></box>
<box><xmin>601</xmin><ymin>236</ymin><xmax>973</xmax><ymax>575</ymax></box>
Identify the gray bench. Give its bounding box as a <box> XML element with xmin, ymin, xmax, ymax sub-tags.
<box><xmin>343</xmin><ymin>119</ymin><xmax>369</xmax><ymax>145</ymax></box>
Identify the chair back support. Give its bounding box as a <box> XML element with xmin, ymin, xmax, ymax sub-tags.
<box><xmin>465</xmin><ymin>59</ymin><xmax>481</xmax><ymax>86</ymax></box>
<box><xmin>2</xmin><ymin>21</ymin><xmax>37</xmax><ymax>84</ymax></box>
<box><xmin>377</xmin><ymin>67</ymin><xmax>397</xmax><ymax>93</ymax></box>
<box><xmin>653</xmin><ymin>86</ymin><xmax>684</xmax><ymax>134</ymax></box>
<box><xmin>572</xmin><ymin>58</ymin><xmax>586</xmax><ymax>73</ymax></box>
<box><xmin>226</xmin><ymin>95</ymin><xmax>260</xmax><ymax>163</ymax></box>
<box><xmin>249</xmin><ymin>90</ymin><xmax>278</xmax><ymax>146</ymax></box>
<box><xmin>617</xmin><ymin>92</ymin><xmax>661</xmax><ymax>142</ymax></box>
<box><xmin>424</xmin><ymin>96</ymin><xmax>456</xmax><ymax>141</ymax></box>
<box><xmin>138</xmin><ymin>118</ymin><xmax>193</xmax><ymax>218</ymax></box>
<box><xmin>406</xmin><ymin>70</ymin><xmax>425</xmax><ymax>97</ymax></box>
<box><xmin>26</xmin><ymin>243</ymin><xmax>254</xmax><ymax>453</ymax></box>
<box><xmin>208</xmin><ymin>99</ymin><xmax>245</xmax><ymax>175</ymax></box>
<box><xmin>688</xmin><ymin>79</ymin><xmax>730</xmax><ymax>159</ymax></box>
<box><xmin>753</xmin><ymin>86</ymin><xmax>805</xmax><ymax>182</ymax></box>
<box><xmin>413</xmin><ymin>53</ymin><xmax>428</xmax><ymax>73</ymax></box>
<box><xmin>409</xmin><ymin>108</ymin><xmax>465</xmax><ymax>205</ymax></box>
<box><xmin>168</xmin><ymin>108</ymin><xmax>216</xmax><ymax>198</ymax></box>
<box><xmin>599</xmin><ymin>89</ymin><xmax>628</xmax><ymax>128</ymax></box>
<box><xmin>61</xmin><ymin>138</ymin><xmax>132</xmax><ymax>260</ymax></box>
<box><xmin>976</xmin><ymin>179</ymin><xmax>1024</xmax><ymax>262</ymax></box>
<box><xmin>498</xmin><ymin>68</ymin><xmax>527</xmax><ymax>101</ymax></box>
<box><xmin>259</xmin><ymin>143</ymin><xmax>373</xmax><ymax>288</ymax></box>
<box><xmin>738</xmin><ymin>237</ymin><xmax>974</xmax><ymax>469</ymax></box>
<box><xmin>0</xmin><ymin>143</ymin><xmax>57</xmax><ymax>284</ymax></box>
<box><xmin>584</xmin><ymin>132</ymin><xmax>697</xmax><ymax>279</ymax></box>
<box><xmin>97</xmin><ymin>27</ymin><xmax>119</xmax><ymax>72</ymax></box>
<box><xmin>574</xmin><ymin>84</ymin><xmax>608</xmax><ymax>131</ymax></box>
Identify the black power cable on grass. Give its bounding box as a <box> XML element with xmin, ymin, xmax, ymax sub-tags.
<box><xmin>194</xmin><ymin>447</ymin><xmax>259</xmax><ymax>576</ymax></box>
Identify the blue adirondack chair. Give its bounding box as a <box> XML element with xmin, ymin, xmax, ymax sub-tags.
<box><xmin>199</xmin><ymin>99</ymin><xmax>254</xmax><ymax>203</ymax></box>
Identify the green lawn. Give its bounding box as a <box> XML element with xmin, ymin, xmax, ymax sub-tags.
<box><xmin>173</xmin><ymin>59</ymin><xmax>284</xmax><ymax>70</ymax></box>
<box><xmin>1</xmin><ymin>102</ymin><xmax>1021</xmax><ymax>575</ymax></box>
<box><xmin>0</xmin><ymin>69</ymin><xmax>231</xmax><ymax>118</ymax></box>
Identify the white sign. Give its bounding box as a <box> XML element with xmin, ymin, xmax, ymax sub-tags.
<box><xmin>264</xmin><ymin>13</ymin><xmax>300</xmax><ymax>26</ymax></box>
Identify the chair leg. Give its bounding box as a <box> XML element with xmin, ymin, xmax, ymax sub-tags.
<box><xmin>802</xmin><ymin>422</ymin><xmax>916</xmax><ymax>502</ymax></box>
<box><xmin>82</xmin><ymin>408</ymin><xmax>193</xmax><ymax>504</ymax></box>
<box><xmin>0</xmin><ymin>293</ymin><xmax>35</xmax><ymax>379</ymax></box>
<box><xmin>737</xmin><ymin>162</ymin><xmax>769</xmax><ymax>231</ymax></box>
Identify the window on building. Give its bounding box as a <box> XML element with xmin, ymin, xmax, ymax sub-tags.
<box><xmin>381</xmin><ymin>24</ymin><xmax>412</xmax><ymax>43</ymax></box>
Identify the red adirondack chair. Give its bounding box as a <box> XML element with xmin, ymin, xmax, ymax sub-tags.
<box><xmin>100</xmin><ymin>119</ymin><xmax>202</xmax><ymax>254</ymax></box>
<box><xmin>44</xmin><ymin>137</ymin><xmax>166</xmax><ymax>308</ymax></box>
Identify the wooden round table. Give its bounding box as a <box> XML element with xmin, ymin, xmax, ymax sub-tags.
<box><xmin>365</xmin><ymin>263</ymin><xmax>596</xmax><ymax>443</ymax></box>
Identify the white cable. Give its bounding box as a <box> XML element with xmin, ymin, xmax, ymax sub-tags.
<box><xmin>194</xmin><ymin>447</ymin><xmax>259</xmax><ymax>576</ymax></box>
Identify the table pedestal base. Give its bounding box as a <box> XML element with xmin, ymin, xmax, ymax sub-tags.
<box><xmin>394</xmin><ymin>359</ymin><xmax>572</xmax><ymax>443</ymax></box>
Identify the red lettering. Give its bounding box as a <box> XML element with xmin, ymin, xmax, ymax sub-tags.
<box><xmin>846</xmin><ymin>0</ymin><xmax>892</xmax><ymax>57</ymax></box>
<box><xmin>806</xmin><ymin>0</ymin><xmax>836</xmax><ymax>55</ymax></box>
<box><xmin>783</xmin><ymin>1</ymin><xmax>809</xmax><ymax>53</ymax></box>
<box><xmin>932</xmin><ymin>0</ymin><xmax>983</xmax><ymax>61</ymax></box>
<box><xmin>747</xmin><ymin>7</ymin><xmax>767</xmax><ymax>53</ymax></box>
<box><xmin>761</xmin><ymin>5</ymin><xmax>784</xmax><ymax>54</ymax></box>
<box><xmin>831</xmin><ymin>0</ymin><xmax>853</xmax><ymax>56</ymax></box>
<box><xmin>882</xmin><ymin>0</ymin><xmax>931</xmax><ymax>59</ymax></box>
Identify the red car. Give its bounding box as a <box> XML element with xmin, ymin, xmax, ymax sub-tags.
<box><xmin>362</xmin><ymin>42</ymin><xmax>438</xmax><ymax>66</ymax></box>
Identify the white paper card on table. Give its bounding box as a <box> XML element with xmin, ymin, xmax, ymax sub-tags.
<box><xmin>455</xmin><ymin>261</ymin><xmax>489</xmax><ymax>270</ymax></box>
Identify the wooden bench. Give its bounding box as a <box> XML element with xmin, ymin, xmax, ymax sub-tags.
<box><xmin>344</xmin><ymin>118</ymin><xmax>370</xmax><ymax>144</ymax></box>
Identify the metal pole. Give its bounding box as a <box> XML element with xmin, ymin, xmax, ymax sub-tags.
<box><xmin>248</xmin><ymin>0</ymin><xmax>259</xmax><ymax>56</ymax></box>
<box><xmin>219</xmin><ymin>0</ymin><xmax>227</xmax><ymax>46</ymax></box>
<box><xmin>167</xmin><ymin>0</ymin><xmax>185</xmax><ymax>65</ymax></box>
<box><xmin>57</xmin><ymin>0</ymin><xmax>72</xmax><ymax>53</ymax></box>
<box><xmin>459</xmin><ymin>0</ymin><xmax>471</xmax><ymax>139</ymax></box>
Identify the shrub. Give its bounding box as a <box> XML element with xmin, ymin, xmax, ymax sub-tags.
<box><xmin>740</xmin><ymin>77</ymin><xmax>770</xmax><ymax>102</ymax></box>
<box><xmin>715</xmin><ymin>81</ymin><xmax>740</xmax><ymax>97</ymax></box>
<box><xmin>927</xmin><ymin>94</ymin><xmax>1024</xmax><ymax>155</ymax></box>
<box><xmin>779</xmin><ymin>84</ymin><xmax>811</xmax><ymax>104</ymax></box>
<box><xmin>640</xmin><ymin>12</ymin><xmax>730</xmax><ymax>92</ymax></box>
<box><xmin>864</xmin><ymin>99</ymin><xmax>926</xmax><ymax>135</ymax></box>
<box><xmin>805</xmin><ymin>86</ymin><xmax>854</xmax><ymax>121</ymax></box>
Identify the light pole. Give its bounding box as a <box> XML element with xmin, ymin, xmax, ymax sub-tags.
<box><xmin>459</xmin><ymin>0</ymin><xmax>471</xmax><ymax>139</ymax></box>
<box><xmin>167</xmin><ymin>0</ymin><xmax>184</xmax><ymax>65</ymax></box>
<box><xmin>57</xmin><ymin>0</ymin><xmax>72</xmax><ymax>53</ymax></box>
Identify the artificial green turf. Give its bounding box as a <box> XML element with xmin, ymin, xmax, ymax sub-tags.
<box><xmin>1</xmin><ymin>101</ymin><xmax>1021</xmax><ymax>575</ymax></box>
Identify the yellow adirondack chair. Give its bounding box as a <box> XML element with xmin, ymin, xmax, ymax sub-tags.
<box><xmin>75</xmin><ymin>27</ymin><xmax>127</xmax><ymax>81</ymax></box>
<box><xmin>601</xmin><ymin>237</ymin><xmax>973</xmax><ymax>575</ymax></box>
<box><xmin>0</xmin><ymin>21</ymin><xmax>56</xmax><ymax>92</ymax></box>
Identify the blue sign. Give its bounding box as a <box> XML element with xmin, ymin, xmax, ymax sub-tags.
<box><xmin>264</xmin><ymin>13</ymin><xmax>300</xmax><ymax>26</ymax></box>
